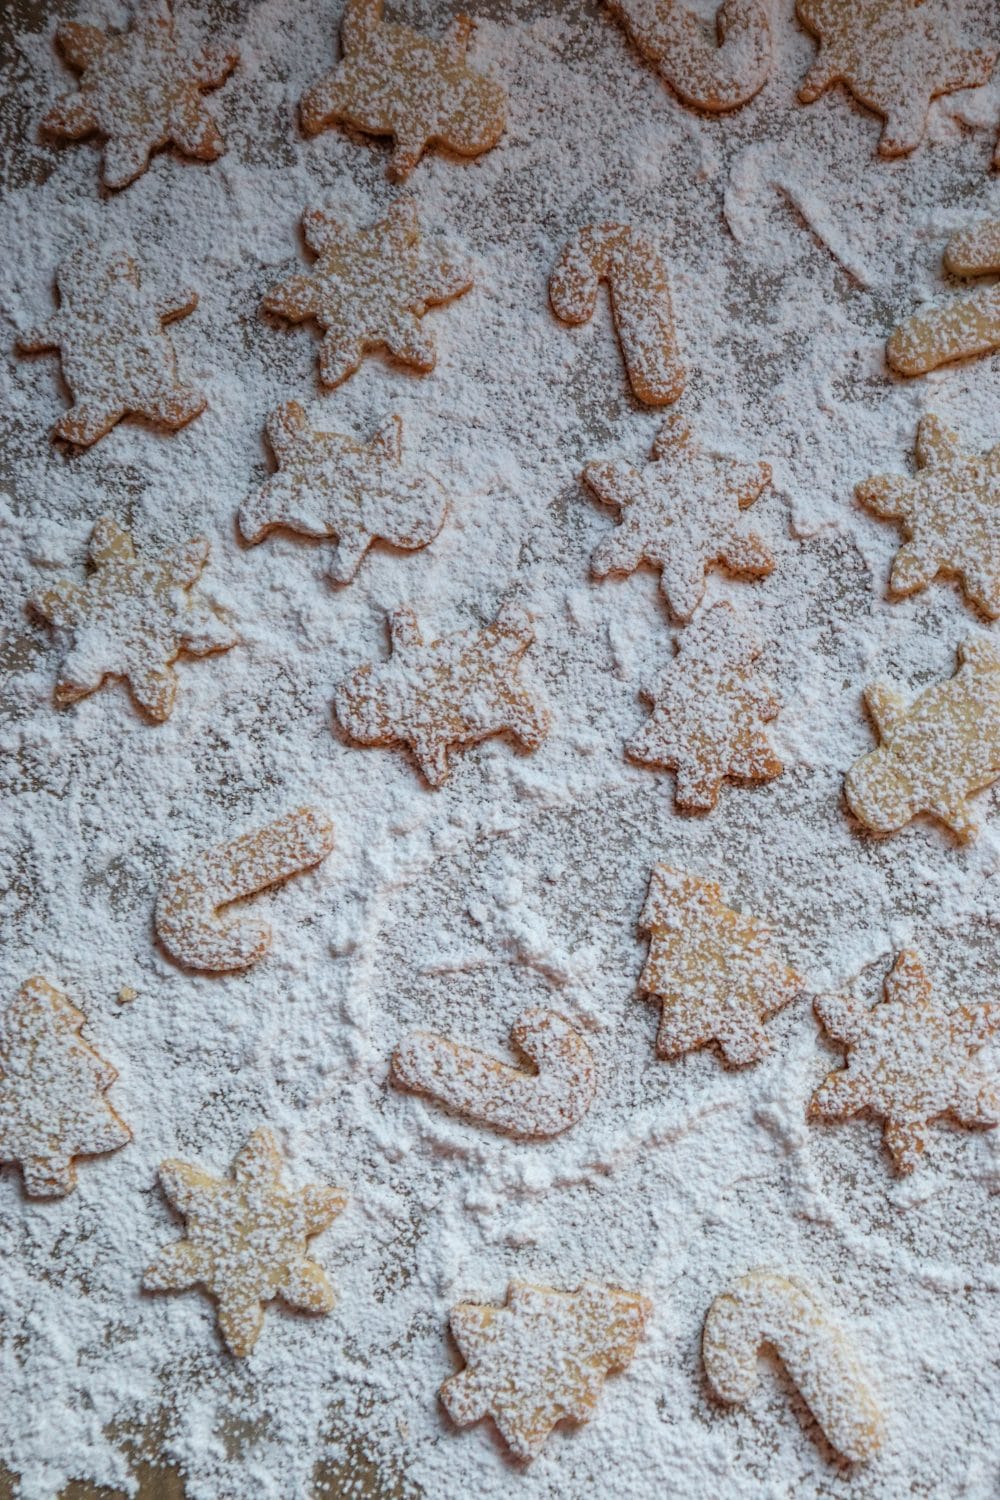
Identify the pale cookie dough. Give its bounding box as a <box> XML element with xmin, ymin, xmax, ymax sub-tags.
<box><xmin>887</xmin><ymin>219</ymin><xmax>1000</xmax><ymax>376</ymax></box>
<box><xmin>608</xmin><ymin>0</ymin><xmax>773</xmax><ymax>112</ymax></box>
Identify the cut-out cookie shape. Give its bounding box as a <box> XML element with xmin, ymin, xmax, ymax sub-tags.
<box><xmin>239</xmin><ymin>403</ymin><xmax>446</xmax><ymax>585</ymax></box>
<box><xmin>335</xmin><ymin>603</ymin><xmax>549</xmax><ymax>786</ymax></box>
<box><xmin>796</xmin><ymin>0</ymin><xmax>995</xmax><ymax>158</ymax></box>
<box><xmin>300</xmin><ymin>0</ymin><xmax>506</xmax><ymax>180</ymax></box>
<box><xmin>810</xmin><ymin>949</ymin><xmax>1000</xmax><ymax>1174</ymax></box>
<box><xmin>626</xmin><ymin>600</ymin><xmax>782</xmax><ymax>810</ymax></box>
<box><xmin>262</xmin><ymin>198</ymin><xmax>472</xmax><ymax>390</ymax></box>
<box><xmin>844</xmin><ymin>637</ymin><xmax>1000</xmax><ymax>841</ymax></box>
<box><xmin>29</xmin><ymin>517</ymin><xmax>236</xmax><ymax>723</ymax></box>
<box><xmin>639</xmin><ymin>864</ymin><xmax>802</xmax><ymax>1065</ymax></box>
<box><xmin>608</xmin><ymin>0</ymin><xmax>773</xmax><ymax>111</ymax></box>
<box><xmin>41</xmin><ymin>0</ymin><xmax>238</xmax><ymax>190</ymax></box>
<box><xmin>703</xmin><ymin>1269</ymin><xmax>884</xmax><ymax>1462</ymax></box>
<box><xmin>144</xmin><ymin>1126</ymin><xmax>346</xmax><ymax>1356</ymax></box>
<box><xmin>857</xmin><ymin>415</ymin><xmax>1000</xmax><ymax>619</ymax></box>
<box><xmin>0</xmin><ymin>977</ymin><xmax>131</xmax><ymax>1197</ymax></box>
<box><xmin>17</xmin><ymin>245</ymin><xmax>205</xmax><ymax>447</ymax></box>
<box><xmin>441</xmin><ymin>1280</ymin><xmax>650</xmax><ymax>1460</ymax></box>
<box><xmin>156</xmin><ymin>807</ymin><xmax>336</xmax><ymax>972</ymax></box>
<box><xmin>549</xmin><ymin>224</ymin><xmax>684</xmax><ymax>406</ymax></box>
<box><xmin>584</xmin><ymin>412</ymin><xmax>774</xmax><ymax>620</ymax></box>
<box><xmin>390</xmin><ymin>1008</ymin><xmax>595</xmax><ymax>1138</ymax></box>
<box><xmin>887</xmin><ymin>220</ymin><xmax>1000</xmax><ymax>376</ymax></box>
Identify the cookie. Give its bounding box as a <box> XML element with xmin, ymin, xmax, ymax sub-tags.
<box><xmin>549</xmin><ymin>224</ymin><xmax>684</xmax><ymax>406</ymax></box>
<box><xmin>390</xmin><ymin>1007</ymin><xmax>596</xmax><ymax>1138</ymax></box>
<box><xmin>41</xmin><ymin>0</ymin><xmax>238</xmax><ymax>190</ymax></box>
<box><xmin>608</xmin><ymin>0</ymin><xmax>773</xmax><ymax>111</ymax></box>
<box><xmin>239</xmin><ymin>403</ymin><xmax>447</xmax><ymax>585</ymax></box>
<box><xmin>335</xmin><ymin>602</ymin><xmax>549</xmax><ymax>786</ymax></box>
<box><xmin>17</xmin><ymin>244</ymin><xmax>205</xmax><ymax>447</ymax></box>
<box><xmin>144</xmin><ymin>1126</ymin><xmax>347</xmax><ymax>1357</ymax></box>
<box><xmin>810</xmin><ymin>949</ymin><xmax>1000</xmax><ymax>1174</ymax></box>
<box><xmin>584</xmin><ymin>412</ymin><xmax>774</xmax><ymax>620</ymax></box>
<box><xmin>262</xmin><ymin>198</ymin><xmax>472</xmax><ymax>390</ymax></box>
<box><xmin>844</xmin><ymin>636</ymin><xmax>1000</xmax><ymax>841</ymax></box>
<box><xmin>796</xmin><ymin>0</ymin><xmax>995</xmax><ymax>158</ymax></box>
<box><xmin>639</xmin><ymin>864</ymin><xmax>802</xmax><ymax>1065</ymax></box>
<box><xmin>626</xmin><ymin>600</ymin><xmax>782</xmax><ymax>810</ymax></box>
<box><xmin>856</xmin><ymin>415</ymin><xmax>1000</xmax><ymax>619</ymax></box>
<box><xmin>0</xmin><ymin>977</ymin><xmax>131</xmax><ymax>1198</ymax></box>
<box><xmin>440</xmin><ymin>1280</ymin><xmax>650</xmax><ymax>1461</ymax></box>
<box><xmin>300</xmin><ymin>0</ymin><xmax>506</xmax><ymax>180</ymax></box>
<box><xmin>887</xmin><ymin>219</ymin><xmax>1000</xmax><ymax>376</ymax></box>
<box><xmin>29</xmin><ymin>517</ymin><xmax>236</xmax><ymax>723</ymax></box>
<box><xmin>156</xmin><ymin>807</ymin><xmax>336</xmax><ymax>972</ymax></box>
<box><xmin>703</xmin><ymin>1269</ymin><xmax>884</xmax><ymax>1462</ymax></box>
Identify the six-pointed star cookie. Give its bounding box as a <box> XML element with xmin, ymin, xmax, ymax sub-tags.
<box><xmin>29</xmin><ymin>517</ymin><xmax>236</xmax><ymax>723</ymax></box>
<box><xmin>144</xmin><ymin>1127</ymin><xmax>347</xmax><ymax>1356</ymax></box>
<box><xmin>41</xmin><ymin>0</ymin><xmax>238</xmax><ymax>190</ymax></box>
<box><xmin>584</xmin><ymin>413</ymin><xmax>774</xmax><ymax>620</ymax></box>
<box><xmin>810</xmin><ymin>949</ymin><xmax>1000</xmax><ymax>1173</ymax></box>
<box><xmin>262</xmin><ymin>198</ymin><xmax>472</xmax><ymax>389</ymax></box>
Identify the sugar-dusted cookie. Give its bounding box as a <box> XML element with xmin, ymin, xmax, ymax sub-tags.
<box><xmin>549</xmin><ymin>224</ymin><xmax>684</xmax><ymax>407</ymax></box>
<box><xmin>639</xmin><ymin>864</ymin><xmax>801</xmax><ymax>1065</ymax></box>
<box><xmin>29</xmin><ymin>517</ymin><xmax>235</xmax><ymax>723</ymax></box>
<box><xmin>844</xmin><ymin>637</ymin><xmax>1000</xmax><ymax>841</ymax></box>
<box><xmin>441</xmin><ymin>1280</ymin><xmax>650</xmax><ymax>1460</ymax></box>
<box><xmin>703</xmin><ymin>1269</ymin><xmax>884</xmax><ymax>1462</ymax></box>
<box><xmin>144</xmin><ymin>1126</ymin><xmax>347</xmax><ymax>1357</ymax></box>
<box><xmin>608</xmin><ymin>0</ymin><xmax>773</xmax><ymax>111</ymax></box>
<box><xmin>0</xmin><ymin>977</ymin><xmax>131</xmax><ymax>1197</ymax></box>
<box><xmin>156</xmin><ymin>807</ymin><xmax>335</xmax><ymax>972</ymax></box>
<box><xmin>41</xmin><ymin>0</ymin><xmax>238</xmax><ymax>190</ymax></box>
<box><xmin>796</xmin><ymin>0</ymin><xmax>995</xmax><ymax>158</ymax></box>
<box><xmin>390</xmin><ymin>1008</ymin><xmax>596</xmax><ymax>1138</ymax></box>
<box><xmin>857</xmin><ymin>415</ymin><xmax>1000</xmax><ymax>619</ymax></box>
<box><xmin>17</xmin><ymin>244</ymin><xmax>205</xmax><ymax>448</ymax></box>
<box><xmin>238</xmin><ymin>402</ymin><xmax>447</xmax><ymax>585</ymax></box>
<box><xmin>584</xmin><ymin>413</ymin><xmax>773</xmax><ymax>620</ymax></box>
<box><xmin>626</xmin><ymin>601</ymin><xmax>782</xmax><ymax>809</ymax></box>
<box><xmin>335</xmin><ymin>602</ymin><xmax>549</xmax><ymax>786</ymax></box>
<box><xmin>810</xmin><ymin>949</ymin><xmax>1000</xmax><ymax>1174</ymax></box>
<box><xmin>887</xmin><ymin>219</ymin><xmax>1000</xmax><ymax>376</ymax></box>
<box><xmin>262</xmin><ymin>198</ymin><xmax>472</xmax><ymax>390</ymax></box>
<box><xmin>300</xmin><ymin>0</ymin><xmax>506</xmax><ymax>180</ymax></box>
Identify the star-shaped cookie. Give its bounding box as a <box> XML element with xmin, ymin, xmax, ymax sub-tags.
<box><xmin>261</xmin><ymin>198</ymin><xmax>472</xmax><ymax>389</ymax></box>
<box><xmin>144</xmin><ymin>1127</ymin><xmax>347</xmax><ymax>1356</ymax></box>
<box><xmin>810</xmin><ymin>949</ymin><xmax>1000</xmax><ymax>1173</ymax></box>
<box><xmin>584</xmin><ymin>413</ymin><xmax>774</xmax><ymax>620</ymax></box>
<box><xmin>29</xmin><ymin>517</ymin><xmax>236</xmax><ymax>722</ymax></box>
<box><xmin>41</xmin><ymin>0</ymin><xmax>238</xmax><ymax>190</ymax></box>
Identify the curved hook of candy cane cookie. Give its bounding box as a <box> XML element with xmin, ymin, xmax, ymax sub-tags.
<box><xmin>390</xmin><ymin>1007</ymin><xmax>596</xmax><ymax>1138</ymax></box>
<box><xmin>608</xmin><ymin>0</ymin><xmax>773</xmax><ymax>112</ymax></box>
<box><xmin>702</xmin><ymin>1269</ymin><xmax>885</xmax><ymax>1463</ymax></box>
<box><xmin>549</xmin><ymin>224</ymin><xmax>685</xmax><ymax>406</ymax></box>
<box><xmin>887</xmin><ymin>220</ymin><xmax>1000</xmax><ymax>377</ymax></box>
<box><xmin>156</xmin><ymin>807</ymin><xmax>336</xmax><ymax>972</ymax></box>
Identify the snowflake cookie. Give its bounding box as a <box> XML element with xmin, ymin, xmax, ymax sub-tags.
<box><xmin>887</xmin><ymin>219</ymin><xmax>1000</xmax><ymax>376</ymax></box>
<box><xmin>608</xmin><ymin>0</ymin><xmax>773</xmax><ymax>112</ymax></box>
<box><xmin>844</xmin><ymin>636</ymin><xmax>1000</xmax><ymax>841</ymax></box>
<box><xmin>796</xmin><ymin>0</ymin><xmax>995</xmax><ymax>157</ymax></box>
<box><xmin>810</xmin><ymin>949</ymin><xmax>1000</xmax><ymax>1174</ymax></box>
<box><xmin>857</xmin><ymin>415</ymin><xmax>1000</xmax><ymax>618</ymax></box>
<box><xmin>300</xmin><ymin>0</ymin><xmax>506</xmax><ymax>180</ymax></box>
<box><xmin>639</xmin><ymin>864</ymin><xmax>802</xmax><ymax>1065</ymax></box>
<box><xmin>584</xmin><ymin>412</ymin><xmax>774</xmax><ymax>620</ymax></box>
<box><xmin>41</xmin><ymin>0</ymin><xmax>238</xmax><ymax>190</ymax></box>
<box><xmin>239</xmin><ymin>402</ymin><xmax>447</xmax><ymax>585</ymax></box>
<box><xmin>262</xmin><ymin>198</ymin><xmax>472</xmax><ymax>390</ymax></box>
<box><xmin>626</xmin><ymin>601</ymin><xmax>782</xmax><ymax>810</ymax></box>
<box><xmin>335</xmin><ymin>602</ymin><xmax>549</xmax><ymax>786</ymax></box>
<box><xmin>441</xmin><ymin>1280</ymin><xmax>651</xmax><ymax>1460</ymax></box>
<box><xmin>0</xmin><ymin>977</ymin><xmax>131</xmax><ymax>1197</ymax></box>
<box><xmin>144</xmin><ymin>1127</ymin><xmax>347</xmax><ymax>1356</ymax></box>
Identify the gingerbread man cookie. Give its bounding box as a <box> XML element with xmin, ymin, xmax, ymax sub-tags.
<box><xmin>608</xmin><ymin>0</ymin><xmax>773</xmax><ymax>112</ymax></box>
<box><xmin>888</xmin><ymin>220</ymin><xmax>1000</xmax><ymax>376</ymax></box>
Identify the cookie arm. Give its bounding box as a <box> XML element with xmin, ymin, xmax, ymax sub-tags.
<box><xmin>54</xmin><ymin>21</ymin><xmax>107</xmax><ymax>70</ymax></box>
<box><xmin>156</xmin><ymin>285</ymin><xmax>200</xmax><ymax>323</ymax></box>
<box><xmin>16</xmin><ymin>317</ymin><xmax>60</xmax><ymax>352</ymax></box>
